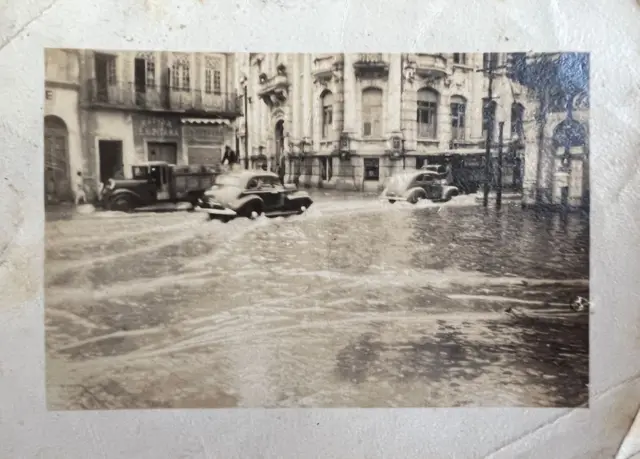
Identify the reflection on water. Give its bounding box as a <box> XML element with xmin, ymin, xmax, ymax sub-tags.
<box><xmin>45</xmin><ymin>199</ymin><xmax>589</xmax><ymax>409</ymax></box>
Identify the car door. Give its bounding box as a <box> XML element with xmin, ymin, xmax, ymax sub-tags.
<box><xmin>257</xmin><ymin>176</ymin><xmax>285</xmax><ymax>210</ymax></box>
<box><xmin>418</xmin><ymin>173</ymin><xmax>439</xmax><ymax>199</ymax></box>
<box><xmin>243</xmin><ymin>176</ymin><xmax>282</xmax><ymax>211</ymax></box>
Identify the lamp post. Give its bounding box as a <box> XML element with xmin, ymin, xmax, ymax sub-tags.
<box><xmin>239</xmin><ymin>75</ymin><xmax>250</xmax><ymax>170</ymax></box>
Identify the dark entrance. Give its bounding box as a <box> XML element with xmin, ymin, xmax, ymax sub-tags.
<box><xmin>134</xmin><ymin>57</ymin><xmax>147</xmax><ymax>106</ymax></box>
<box><xmin>98</xmin><ymin>140</ymin><xmax>123</xmax><ymax>183</ymax></box>
<box><xmin>148</xmin><ymin>142</ymin><xmax>178</xmax><ymax>164</ymax></box>
<box><xmin>94</xmin><ymin>53</ymin><xmax>115</xmax><ymax>103</ymax></box>
<box><xmin>44</xmin><ymin>115</ymin><xmax>71</xmax><ymax>203</ymax></box>
<box><xmin>275</xmin><ymin>120</ymin><xmax>285</xmax><ymax>171</ymax></box>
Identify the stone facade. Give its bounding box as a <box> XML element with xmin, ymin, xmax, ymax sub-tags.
<box><xmin>233</xmin><ymin>53</ymin><xmax>531</xmax><ymax>192</ymax></box>
<box><xmin>45</xmin><ymin>50</ymin><xmax>241</xmax><ymax>202</ymax></box>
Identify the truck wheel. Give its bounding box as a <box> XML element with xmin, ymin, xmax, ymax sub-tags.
<box><xmin>109</xmin><ymin>195</ymin><xmax>136</xmax><ymax>212</ymax></box>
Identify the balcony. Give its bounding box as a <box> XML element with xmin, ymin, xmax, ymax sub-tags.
<box><xmin>413</xmin><ymin>53</ymin><xmax>448</xmax><ymax>79</ymax></box>
<box><xmin>313</xmin><ymin>54</ymin><xmax>337</xmax><ymax>84</ymax></box>
<box><xmin>85</xmin><ymin>79</ymin><xmax>242</xmax><ymax>118</ymax></box>
<box><xmin>353</xmin><ymin>53</ymin><xmax>389</xmax><ymax>78</ymax></box>
<box><xmin>258</xmin><ymin>67</ymin><xmax>289</xmax><ymax>107</ymax></box>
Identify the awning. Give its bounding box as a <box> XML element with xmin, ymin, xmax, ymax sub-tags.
<box><xmin>181</xmin><ymin>118</ymin><xmax>231</xmax><ymax>126</ymax></box>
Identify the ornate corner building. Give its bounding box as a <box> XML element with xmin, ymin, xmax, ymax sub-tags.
<box><xmin>234</xmin><ymin>52</ymin><xmax>531</xmax><ymax>193</ymax></box>
<box><xmin>44</xmin><ymin>49</ymin><xmax>241</xmax><ymax>203</ymax></box>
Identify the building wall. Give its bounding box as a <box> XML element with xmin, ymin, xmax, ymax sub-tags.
<box><xmin>236</xmin><ymin>53</ymin><xmax>530</xmax><ymax>191</ymax></box>
<box><xmin>44</xmin><ymin>49</ymin><xmax>82</xmax><ymax>202</ymax></box>
<box><xmin>69</xmin><ymin>50</ymin><xmax>237</xmax><ymax>198</ymax></box>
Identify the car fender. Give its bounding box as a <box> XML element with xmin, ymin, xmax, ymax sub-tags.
<box><xmin>108</xmin><ymin>188</ymin><xmax>142</xmax><ymax>202</ymax></box>
<box><xmin>442</xmin><ymin>186</ymin><xmax>460</xmax><ymax>197</ymax></box>
<box><xmin>403</xmin><ymin>186</ymin><xmax>427</xmax><ymax>199</ymax></box>
<box><xmin>229</xmin><ymin>194</ymin><xmax>264</xmax><ymax>211</ymax></box>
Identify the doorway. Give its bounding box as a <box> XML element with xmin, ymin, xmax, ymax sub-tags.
<box><xmin>134</xmin><ymin>57</ymin><xmax>147</xmax><ymax>106</ymax></box>
<box><xmin>94</xmin><ymin>53</ymin><xmax>115</xmax><ymax>103</ymax></box>
<box><xmin>148</xmin><ymin>142</ymin><xmax>178</xmax><ymax>164</ymax></box>
<box><xmin>275</xmin><ymin>120</ymin><xmax>285</xmax><ymax>168</ymax></box>
<box><xmin>98</xmin><ymin>140</ymin><xmax>123</xmax><ymax>183</ymax></box>
<box><xmin>44</xmin><ymin>115</ymin><xmax>71</xmax><ymax>203</ymax></box>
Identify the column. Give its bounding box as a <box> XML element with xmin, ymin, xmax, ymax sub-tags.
<box><xmin>437</xmin><ymin>91</ymin><xmax>451</xmax><ymax>145</ymax></box>
<box><xmin>387</xmin><ymin>53</ymin><xmax>402</xmax><ymax>134</ymax></box>
<box><xmin>312</xmin><ymin>83</ymin><xmax>322</xmax><ymax>148</ymax></box>
<box><xmin>302</xmin><ymin>54</ymin><xmax>312</xmax><ymax>140</ymax></box>
<box><xmin>292</xmin><ymin>54</ymin><xmax>302</xmax><ymax>143</ymax></box>
<box><xmin>343</xmin><ymin>53</ymin><xmax>357</xmax><ymax>133</ymax></box>
<box><xmin>470</xmin><ymin>64</ymin><xmax>484</xmax><ymax>140</ymax></box>
<box><xmin>333</xmin><ymin>55</ymin><xmax>345</xmax><ymax>136</ymax></box>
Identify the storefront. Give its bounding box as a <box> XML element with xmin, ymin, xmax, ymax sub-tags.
<box><xmin>132</xmin><ymin>114</ymin><xmax>182</xmax><ymax>165</ymax></box>
<box><xmin>181</xmin><ymin>118</ymin><xmax>232</xmax><ymax>168</ymax></box>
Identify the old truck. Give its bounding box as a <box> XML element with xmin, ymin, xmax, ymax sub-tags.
<box><xmin>99</xmin><ymin>161</ymin><xmax>219</xmax><ymax>212</ymax></box>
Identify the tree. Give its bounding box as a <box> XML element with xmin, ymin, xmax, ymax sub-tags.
<box><xmin>505</xmin><ymin>52</ymin><xmax>589</xmax><ymax>204</ymax></box>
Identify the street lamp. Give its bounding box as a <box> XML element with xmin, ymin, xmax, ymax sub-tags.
<box><xmin>239</xmin><ymin>75</ymin><xmax>249</xmax><ymax>170</ymax></box>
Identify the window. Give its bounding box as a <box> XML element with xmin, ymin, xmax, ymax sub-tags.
<box><xmin>321</xmin><ymin>91</ymin><xmax>334</xmax><ymax>138</ymax></box>
<box><xmin>482</xmin><ymin>53</ymin><xmax>498</xmax><ymax>71</ymax></box>
<box><xmin>363</xmin><ymin>158</ymin><xmax>380</xmax><ymax>181</ymax></box>
<box><xmin>106</xmin><ymin>57</ymin><xmax>116</xmax><ymax>85</ymax></box>
<box><xmin>205</xmin><ymin>57</ymin><xmax>222</xmax><ymax>95</ymax></box>
<box><xmin>450</xmin><ymin>95</ymin><xmax>466</xmax><ymax>141</ymax></box>
<box><xmin>205</xmin><ymin>69</ymin><xmax>221</xmax><ymax>94</ymax></box>
<box><xmin>482</xmin><ymin>98</ymin><xmax>497</xmax><ymax>138</ymax></box>
<box><xmin>453</xmin><ymin>53</ymin><xmax>467</xmax><ymax>65</ymax></box>
<box><xmin>171</xmin><ymin>55</ymin><xmax>191</xmax><ymax>92</ymax></box>
<box><xmin>146</xmin><ymin>59</ymin><xmax>156</xmax><ymax>87</ymax></box>
<box><xmin>417</xmin><ymin>88</ymin><xmax>438</xmax><ymax>139</ymax></box>
<box><xmin>362</xmin><ymin>87</ymin><xmax>383</xmax><ymax>137</ymax></box>
<box><xmin>510</xmin><ymin>103</ymin><xmax>525</xmax><ymax>138</ymax></box>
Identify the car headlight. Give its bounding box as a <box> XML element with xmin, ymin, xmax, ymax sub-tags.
<box><xmin>440</xmin><ymin>179</ymin><xmax>448</xmax><ymax>186</ymax></box>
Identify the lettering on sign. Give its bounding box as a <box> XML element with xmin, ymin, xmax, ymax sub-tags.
<box><xmin>136</xmin><ymin>117</ymin><xmax>180</xmax><ymax>137</ymax></box>
<box><xmin>185</xmin><ymin>125</ymin><xmax>226</xmax><ymax>141</ymax></box>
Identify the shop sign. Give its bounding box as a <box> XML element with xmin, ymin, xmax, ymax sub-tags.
<box><xmin>135</xmin><ymin>116</ymin><xmax>180</xmax><ymax>138</ymax></box>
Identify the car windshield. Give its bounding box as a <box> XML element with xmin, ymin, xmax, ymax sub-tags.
<box><xmin>215</xmin><ymin>175</ymin><xmax>243</xmax><ymax>187</ymax></box>
<box><xmin>132</xmin><ymin>166</ymin><xmax>148</xmax><ymax>179</ymax></box>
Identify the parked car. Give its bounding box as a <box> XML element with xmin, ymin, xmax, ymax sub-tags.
<box><xmin>195</xmin><ymin>170</ymin><xmax>313</xmax><ymax>221</ymax></box>
<box><xmin>99</xmin><ymin>161</ymin><xmax>218</xmax><ymax>212</ymax></box>
<box><xmin>381</xmin><ymin>170</ymin><xmax>460</xmax><ymax>204</ymax></box>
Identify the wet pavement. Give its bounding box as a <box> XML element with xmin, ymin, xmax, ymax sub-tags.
<box><xmin>45</xmin><ymin>195</ymin><xmax>589</xmax><ymax>409</ymax></box>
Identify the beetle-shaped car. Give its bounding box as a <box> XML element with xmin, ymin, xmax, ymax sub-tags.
<box><xmin>195</xmin><ymin>170</ymin><xmax>313</xmax><ymax>221</ymax></box>
<box><xmin>381</xmin><ymin>170</ymin><xmax>460</xmax><ymax>204</ymax></box>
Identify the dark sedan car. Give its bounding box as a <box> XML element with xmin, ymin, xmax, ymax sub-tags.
<box><xmin>381</xmin><ymin>170</ymin><xmax>460</xmax><ymax>204</ymax></box>
<box><xmin>195</xmin><ymin>170</ymin><xmax>313</xmax><ymax>221</ymax></box>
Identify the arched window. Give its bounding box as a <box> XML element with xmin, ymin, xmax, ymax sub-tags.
<box><xmin>482</xmin><ymin>98</ymin><xmax>497</xmax><ymax>138</ymax></box>
<box><xmin>510</xmin><ymin>103</ymin><xmax>525</xmax><ymax>138</ymax></box>
<box><xmin>321</xmin><ymin>91</ymin><xmax>334</xmax><ymax>138</ymax></box>
<box><xmin>417</xmin><ymin>88</ymin><xmax>439</xmax><ymax>139</ymax></box>
<box><xmin>362</xmin><ymin>87</ymin><xmax>383</xmax><ymax>137</ymax></box>
<box><xmin>170</xmin><ymin>54</ymin><xmax>190</xmax><ymax>92</ymax></box>
<box><xmin>450</xmin><ymin>95</ymin><xmax>467</xmax><ymax>141</ymax></box>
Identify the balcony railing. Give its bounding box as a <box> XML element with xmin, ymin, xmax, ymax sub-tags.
<box><xmin>86</xmin><ymin>79</ymin><xmax>242</xmax><ymax>117</ymax></box>
<box><xmin>353</xmin><ymin>53</ymin><xmax>389</xmax><ymax>77</ymax></box>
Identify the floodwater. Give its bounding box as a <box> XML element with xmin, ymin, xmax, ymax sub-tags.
<box><xmin>45</xmin><ymin>195</ymin><xmax>589</xmax><ymax>409</ymax></box>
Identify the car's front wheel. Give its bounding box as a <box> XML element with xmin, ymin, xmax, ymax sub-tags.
<box><xmin>242</xmin><ymin>201</ymin><xmax>263</xmax><ymax>219</ymax></box>
<box><xmin>408</xmin><ymin>190</ymin><xmax>427</xmax><ymax>204</ymax></box>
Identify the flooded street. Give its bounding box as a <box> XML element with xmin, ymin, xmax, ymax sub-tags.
<box><xmin>45</xmin><ymin>196</ymin><xmax>589</xmax><ymax>409</ymax></box>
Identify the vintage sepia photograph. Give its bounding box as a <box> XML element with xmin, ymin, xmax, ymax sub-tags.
<box><xmin>44</xmin><ymin>50</ymin><xmax>589</xmax><ymax>409</ymax></box>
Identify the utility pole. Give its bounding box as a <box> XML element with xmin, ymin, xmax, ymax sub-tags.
<box><xmin>243</xmin><ymin>84</ymin><xmax>249</xmax><ymax>170</ymax></box>
<box><xmin>481</xmin><ymin>55</ymin><xmax>495</xmax><ymax>208</ymax></box>
<box><xmin>496</xmin><ymin>121</ymin><xmax>504</xmax><ymax>209</ymax></box>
